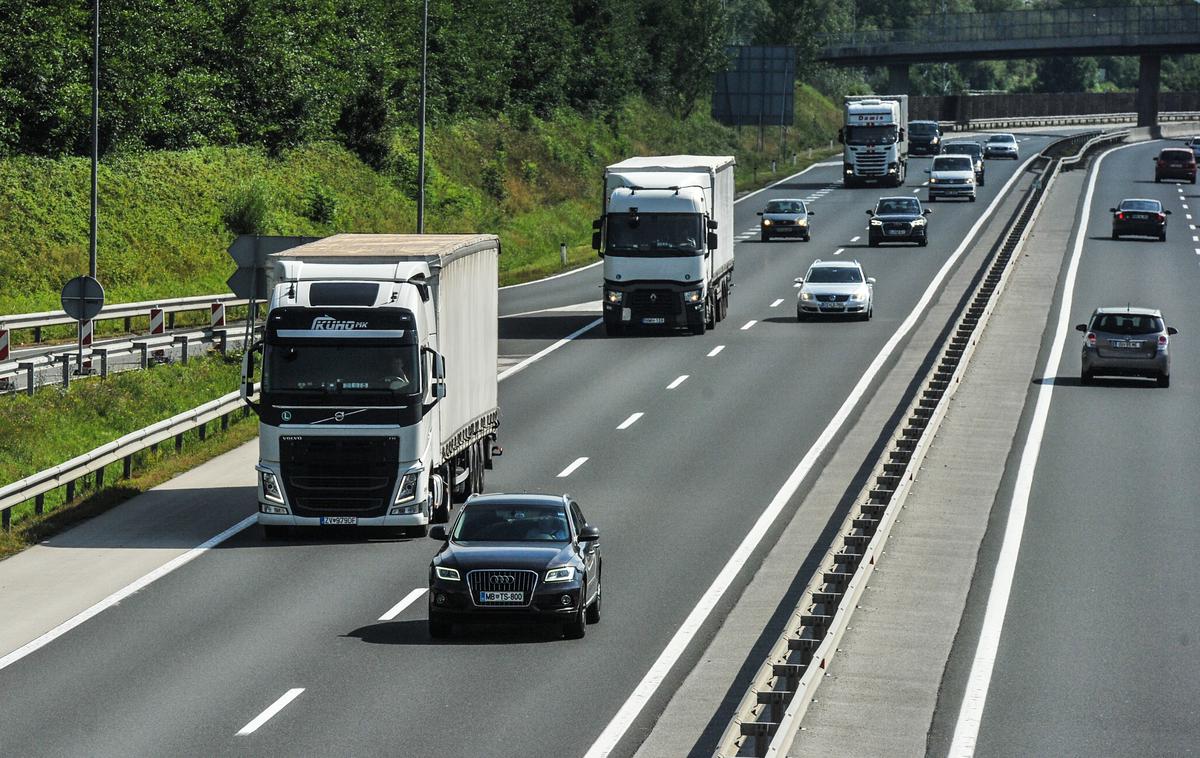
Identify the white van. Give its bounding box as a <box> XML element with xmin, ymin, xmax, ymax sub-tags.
<box><xmin>927</xmin><ymin>154</ymin><xmax>977</xmax><ymax>202</ymax></box>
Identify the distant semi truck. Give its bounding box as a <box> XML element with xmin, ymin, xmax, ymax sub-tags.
<box><xmin>241</xmin><ymin>234</ymin><xmax>500</xmax><ymax>539</ymax></box>
<box><xmin>593</xmin><ymin>155</ymin><xmax>735</xmax><ymax>335</ymax></box>
<box><xmin>839</xmin><ymin>95</ymin><xmax>909</xmax><ymax>187</ymax></box>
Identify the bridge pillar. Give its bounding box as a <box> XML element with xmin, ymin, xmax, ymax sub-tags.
<box><xmin>1136</xmin><ymin>54</ymin><xmax>1161</xmax><ymax>128</ymax></box>
<box><xmin>887</xmin><ymin>64</ymin><xmax>910</xmax><ymax>95</ymax></box>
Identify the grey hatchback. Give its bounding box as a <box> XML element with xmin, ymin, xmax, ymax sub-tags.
<box><xmin>1075</xmin><ymin>307</ymin><xmax>1178</xmax><ymax>387</ymax></box>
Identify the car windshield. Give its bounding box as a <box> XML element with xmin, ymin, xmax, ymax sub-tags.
<box><xmin>807</xmin><ymin>267</ymin><xmax>864</xmax><ymax>284</ymax></box>
<box><xmin>263</xmin><ymin>342</ymin><xmax>419</xmax><ymax>395</ymax></box>
<box><xmin>453</xmin><ymin>503</ymin><xmax>570</xmax><ymax>542</ymax></box>
<box><xmin>909</xmin><ymin>122</ymin><xmax>938</xmax><ymax>135</ymax></box>
<box><xmin>988</xmin><ymin>135</ymin><xmax>1015</xmax><ymax>144</ymax></box>
<box><xmin>1090</xmin><ymin>313</ymin><xmax>1164</xmax><ymax>335</ymax></box>
<box><xmin>1119</xmin><ymin>200</ymin><xmax>1161</xmax><ymax>212</ymax></box>
<box><xmin>934</xmin><ymin>156</ymin><xmax>973</xmax><ymax>172</ymax></box>
<box><xmin>606</xmin><ymin>213</ymin><xmax>703</xmax><ymax>254</ymax></box>
<box><xmin>876</xmin><ymin>199</ymin><xmax>919</xmax><ymax>215</ymax></box>
<box><xmin>765</xmin><ymin>200</ymin><xmax>804</xmax><ymax>214</ymax></box>
<box><xmin>943</xmin><ymin>144</ymin><xmax>981</xmax><ymax>158</ymax></box>
<box><xmin>845</xmin><ymin>124</ymin><xmax>897</xmax><ymax>145</ymax></box>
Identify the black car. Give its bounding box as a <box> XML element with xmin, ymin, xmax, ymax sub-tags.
<box><xmin>941</xmin><ymin>141</ymin><xmax>985</xmax><ymax>186</ymax></box>
<box><xmin>867</xmin><ymin>196</ymin><xmax>931</xmax><ymax>247</ymax></box>
<box><xmin>908</xmin><ymin>120</ymin><xmax>943</xmax><ymax>156</ymax></box>
<box><xmin>428</xmin><ymin>493</ymin><xmax>601</xmax><ymax>639</ymax></box>
<box><xmin>1110</xmin><ymin>198</ymin><xmax>1170</xmax><ymax>241</ymax></box>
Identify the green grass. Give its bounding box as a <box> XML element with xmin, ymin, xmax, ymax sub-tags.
<box><xmin>0</xmin><ymin>88</ymin><xmax>841</xmax><ymax>313</ymax></box>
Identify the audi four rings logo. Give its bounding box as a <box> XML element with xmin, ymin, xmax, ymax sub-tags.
<box><xmin>492</xmin><ymin>575</ymin><xmax>515</xmax><ymax>585</ymax></box>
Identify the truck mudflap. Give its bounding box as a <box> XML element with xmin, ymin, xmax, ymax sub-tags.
<box><xmin>441</xmin><ymin>408</ymin><xmax>499</xmax><ymax>461</ymax></box>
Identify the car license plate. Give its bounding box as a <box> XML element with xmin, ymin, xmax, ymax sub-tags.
<box><xmin>320</xmin><ymin>516</ymin><xmax>357</xmax><ymax>525</ymax></box>
<box><xmin>642</xmin><ymin>317</ymin><xmax>665</xmax><ymax>325</ymax></box>
<box><xmin>1130</xmin><ymin>213</ymin><xmax>1148</xmax><ymax>219</ymax></box>
<box><xmin>480</xmin><ymin>591</ymin><xmax>523</xmax><ymax>603</ymax></box>
<box><xmin>1111</xmin><ymin>340</ymin><xmax>1143</xmax><ymax>349</ymax></box>
<box><xmin>885</xmin><ymin>229</ymin><xmax>906</xmax><ymax>236</ymax></box>
<box><xmin>820</xmin><ymin>304</ymin><xmax>843</xmax><ymax>311</ymax></box>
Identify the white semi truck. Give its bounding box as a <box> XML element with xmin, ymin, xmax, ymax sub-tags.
<box><xmin>241</xmin><ymin>234</ymin><xmax>500</xmax><ymax>539</ymax></box>
<box><xmin>839</xmin><ymin>95</ymin><xmax>909</xmax><ymax>187</ymax></box>
<box><xmin>592</xmin><ymin>155</ymin><xmax>735</xmax><ymax>335</ymax></box>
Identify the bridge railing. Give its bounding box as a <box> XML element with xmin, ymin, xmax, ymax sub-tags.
<box><xmin>822</xmin><ymin>3</ymin><xmax>1200</xmax><ymax>51</ymax></box>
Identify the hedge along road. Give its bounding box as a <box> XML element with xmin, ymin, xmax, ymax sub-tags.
<box><xmin>0</xmin><ymin>137</ymin><xmax>1063</xmax><ymax>758</ymax></box>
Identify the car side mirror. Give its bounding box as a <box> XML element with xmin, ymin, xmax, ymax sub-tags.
<box><xmin>1168</xmin><ymin>326</ymin><xmax>1179</xmax><ymax>335</ymax></box>
<box><xmin>429</xmin><ymin>525</ymin><xmax>448</xmax><ymax>541</ymax></box>
<box><xmin>867</xmin><ymin>277</ymin><xmax>876</xmax><ymax>284</ymax></box>
<box><xmin>924</xmin><ymin>169</ymin><xmax>931</xmax><ymax>174</ymax></box>
<box><xmin>1109</xmin><ymin>208</ymin><xmax>1117</xmax><ymax>213</ymax></box>
<box><xmin>794</xmin><ymin>277</ymin><xmax>804</xmax><ymax>284</ymax></box>
<box><xmin>578</xmin><ymin>525</ymin><xmax>600</xmax><ymax>542</ymax></box>
<box><xmin>807</xmin><ymin>211</ymin><xmax>815</xmax><ymax>216</ymax></box>
<box><xmin>1074</xmin><ymin>324</ymin><xmax>1088</xmax><ymax>332</ymax></box>
<box><xmin>756</xmin><ymin>211</ymin><xmax>763</xmax><ymax>216</ymax></box>
<box><xmin>1164</xmin><ymin>209</ymin><xmax>1172</xmax><ymax>215</ymax></box>
<box><xmin>865</xmin><ymin>209</ymin><xmax>874</xmax><ymax>216</ymax></box>
<box><xmin>923</xmin><ymin>208</ymin><xmax>932</xmax><ymax>215</ymax></box>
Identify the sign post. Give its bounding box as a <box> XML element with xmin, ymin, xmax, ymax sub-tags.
<box><xmin>61</xmin><ymin>275</ymin><xmax>105</xmax><ymax>375</ymax></box>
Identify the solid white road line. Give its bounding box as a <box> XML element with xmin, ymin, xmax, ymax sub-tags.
<box><xmin>497</xmin><ymin>318</ymin><xmax>602</xmax><ymax>382</ymax></box>
<box><xmin>379</xmin><ymin>588</ymin><xmax>428</xmax><ymax>621</ymax></box>
<box><xmin>0</xmin><ymin>514</ymin><xmax>257</xmax><ymax>673</ymax></box>
<box><xmin>616</xmin><ymin>412</ymin><xmax>644</xmax><ymax>430</ymax></box>
<box><xmin>666</xmin><ymin>375</ymin><xmax>689</xmax><ymax>390</ymax></box>
<box><xmin>501</xmin><ymin>300</ymin><xmax>602</xmax><ymax>319</ymax></box>
<box><xmin>556</xmin><ymin>457</ymin><xmax>588</xmax><ymax>478</ymax></box>
<box><xmin>498</xmin><ymin>261</ymin><xmax>602</xmax><ymax>290</ymax></box>
<box><xmin>948</xmin><ymin>140</ymin><xmax>1139</xmax><ymax>757</ymax></box>
<box><xmin>707</xmin><ymin>345</ymin><xmax>725</xmax><ymax>357</ymax></box>
<box><xmin>770</xmin><ymin>298</ymin><xmax>784</xmax><ymax>308</ymax></box>
<box><xmin>834</xmin><ymin>248</ymin><xmax>845</xmax><ymax>256</ymax></box>
<box><xmin>583</xmin><ymin>146</ymin><xmax>1044</xmax><ymax>758</ymax></box>
<box><xmin>740</xmin><ymin>320</ymin><xmax>757</xmax><ymax>330</ymax></box>
<box><xmin>237</xmin><ymin>688</ymin><xmax>305</xmax><ymax>736</ymax></box>
<box><xmin>850</xmin><ymin>236</ymin><xmax>861</xmax><ymax>242</ymax></box>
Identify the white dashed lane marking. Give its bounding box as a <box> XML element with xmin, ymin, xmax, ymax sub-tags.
<box><xmin>850</xmin><ymin>236</ymin><xmax>861</xmax><ymax>242</ymax></box>
<box><xmin>834</xmin><ymin>248</ymin><xmax>845</xmax><ymax>255</ymax></box>
<box><xmin>557</xmin><ymin>457</ymin><xmax>589</xmax><ymax>478</ymax></box>
<box><xmin>379</xmin><ymin>588</ymin><xmax>428</xmax><ymax>621</ymax></box>
<box><xmin>770</xmin><ymin>298</ymin><xmax>784</xmax><ymax>308</ymax></box>
<box><xmin>667</xmin><ymin>375</ymin><xmax>689</xmax><ymax>389</ymax></box>
<box><xmin>707</xmin><ymin>345</ymin><xmax>725</xmax><ymax>357</ymax></box>
<box><xmin>741</xmin><ymin>320</ymin><xmax>757</xmax><ymax>330</ymax></box>
<box><xmin>617</xmin><ymin>412</ymin><xmax>644</xmax><ymax>430</ymax></box>
<box><xmin>237</xmin><ymin>689</ymin><xmax>305</xmax><ymax>736</ymax></box>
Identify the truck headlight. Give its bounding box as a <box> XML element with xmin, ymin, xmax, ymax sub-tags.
<box><xmin>604</xmin><ymin>289</ymin><xmax>623</xmax><ymax>305</ymax></box>
<box><xmin>395</xmin><ymin>469</ymin><xmax>422</xmax><ymax>504</ymax></box>
<box><xmin>762</xmin><ymin>218</ymin><xmax>773</xmax><ymax>226</ymax></box>
<box><xmin>260</xmin><ymin>470</ymin><xmax>285</xmax><ymax>504</ymax></box>
<box><xmin>435</xmin><ymin>566</ymin><xmax>461</xmax><ymax>582</ymax></box>
<box><xmin>682</xmin><ymin>289</ymin><xmax>704</xmax><ymax>304</ymax></box>
<box><xmin>545</xmin><ymin>566</ymin><xmax>575</xmax><ymax>582</ymax></box>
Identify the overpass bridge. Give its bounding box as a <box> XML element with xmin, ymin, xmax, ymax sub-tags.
<box><xmin>818</xmin><ymin>3</ymin><xmax>1200</xmax><ymax>126</ymax></box>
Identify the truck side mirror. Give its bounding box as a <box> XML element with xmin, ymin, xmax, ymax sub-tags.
<box><xmin>707</xmin><ymin>231</ymin><xmax>719</xmax><ymax>251</ymax></box>
<box><xmin>431</xmin><ymin>351</ymin><xmax>446</xmax><ymax>380</ymax></box>
<box><xmin>241</xmin><ymin>341</ymin><xmax>262</xmax><ymax>413</ymax></box>
<box><xmin>899</xmin><ymin>128</ymin><xmax>906</xmax><ymax>140</ymax></box>
<box><xmin>707</xmin><ymin>218</ymin><xmax>718</xmax><ymax>230</ymax></box>
<box><xmin>592</xmin><ymin>231</ymin><xmax>602</xmax><ymax>252</ymax></box>
<box><xmin>837</xmin><ymin>128</ymin><xmax>844</xmax><ymax>144</ymax></box>
<box><xmin>432</xmin><ymin>383</ymin><xmax>447</xmax><ymax>399</ymax></box>
<box><xmin>591</xmin><ymin>218</ymin><xmax>603</xmax><ymax>253</ymax></box>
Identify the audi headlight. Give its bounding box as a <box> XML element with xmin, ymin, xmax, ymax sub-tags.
<box><xmin>605</xmin><ymin>289</ymin><xmax>623</xmax><ymax>305</ymax></box>
<box><xmin>682</xmin><ymin>289</ymin><xmax>704</xmax><ymax>304</ymax></box>
<box><xmin>932</xmin><ymin>136</ymin><xmax>940</xmax><ymax>144</ymax></box>
<box><xmin>799</xmin><ymin>292</ymin><xmax>813</xmax><ymax>301</ymax></box>
<box><xmin>762</xmin><ymin>218</ymin><xmax>773</xmax><ymax>226</ymax></box>
<box><xmin>435</xmin><ymin>566</ymin><xmax>461</xmax><ymax>582</ymax></box>
<box><xmin>260</xmin><ymin>470</ymin><xmax>285</xmax><ymax>504</ymax></box>
<box><xmin>870</xmin><ymin>218</ymin><xmax>883</xmax><ymax>226</ymax></box>
<box><xmin>912</xmin><ymin>217</ymin><xmax>927</xmax><ymax>226</ymax></box>
<box><xmin>395</xmin><ymin>469</ymin><xmax>421</xmax><ymax>504</ymax></box>
<box><xmin>545</xmin><ymin>566</ymin><xmax>575</xmax><ymax>583</ymax></box>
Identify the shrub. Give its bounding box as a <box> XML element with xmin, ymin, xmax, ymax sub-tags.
<box><xmin>521</xmin><ymin>160</ymin><xmax>540</xmax><ymax>185</ymax></box>
<box><xmin>305</xmin><ymin>183</ymin><xmax>338</xmax><ymax>224</ymax></box>
<box><xmin>481</xmin><ymin>161</ymin><xmax>506</xmax><ymax>201</ymax></box>
<box><xmin>223</xmin><ymin>179</ymin><xmax>272</xmax><ymax>234</ymax></box>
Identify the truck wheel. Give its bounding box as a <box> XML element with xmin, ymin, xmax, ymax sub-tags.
<box><xmin>719</xmin><ymin>283</ymin><xmax>729</xmax><ymax>321</ymax></box>
<box><xmin>704</xmin><ymin>295</ymin><xmax>716</xmax><ymax>329</ymax></box>
<box><xmin>429</xmin><ymin>618</ymin><xmax>452</xmax><ymax>639</ymax></box>
<box><xmin>604</xmin><ymin>318</ymin><xmax>624</xmax><ymax>337</ymax></box>
<box><xmin>473</xmin><ymin>441</ymin><xmax>486</xmax><ymax>493</ymax></box>
<box><xmin>262</xmin><ymin>525</ymin><xmax>289</xmax><ymax>541</ymax></box>
<box><xmin>969</xmin><ymin>195</ymin><xmax>976</xmax><ymax>203</ymax></box>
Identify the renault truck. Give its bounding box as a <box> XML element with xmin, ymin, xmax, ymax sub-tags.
<box><xmin>240</xmin><ymin>234</ymin><xmax>500</xmax><ymax>539</ymax></box>
<box><xmin>592</xmin><ymin>155</ymin><xmax>735</xmax><ymax>336</ymax></box>
<box><xmin>839</xmin><ymin>95</ymin><xmax>909</xmax><ymax>187</ymax></box>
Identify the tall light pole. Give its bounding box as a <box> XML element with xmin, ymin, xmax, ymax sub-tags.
<box><xmin>416</xmin><ymin>0</ymin><xmax>428</xmax><ymax>233</ymax></box>
<box><xmin>90</xmin><ymin>0</ymin><xmax>99</xmax><ymax>278</ymax></box>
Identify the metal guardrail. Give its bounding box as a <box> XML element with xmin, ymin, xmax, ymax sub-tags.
<box><xmin>1</xmin><ymin>293</ymin><xmax>246</xmax><ymax>342</ymax></box>
<box><xmin>944</xmin><ymin>111</ymin><xmax>1200</xmax><ymax>132</ymax></box>
<box><xmin>716</xmin><ymin>128</ymin><xmax>1128</xmax><ymax>757</ymax></box>
<box><xmin>0</xmin><ymin>390</ymin><xmax>248</xmax><ymax>531</ymax></box>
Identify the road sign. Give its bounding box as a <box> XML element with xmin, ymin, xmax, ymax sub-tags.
<box><xmin>61</xmin><ymin>275</ymin><xmax>105</xmax><ymax>322</ymax></box>
<box><xmin>226</xmin><ymin>235</ymin><xmax>321</xmax><ymax>299</ymax></box>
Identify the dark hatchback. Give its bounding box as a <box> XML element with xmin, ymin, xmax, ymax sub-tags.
<box><xmin>1111</xmin><ymin>198</ymin><xmax>1170</xmax><ymax>241</ymax></box>
<box><xmin>867</xmin><ymin>196</ymin><xmax>931</xmax><ymax>247</ymax></box>
<box><xmin>1154</xmin><ymin>148</ymin><xmax>1197</xmax><ymax>184</ymax></box>
<box><xmin>427</xmin><ymin>493</ymin><xmax>601</xmax><ymax>639</ymax></box>
<box><xmin>909</xmin><ymin>120</ymin><xmax>943</xmax><ymax>156</ymax></box>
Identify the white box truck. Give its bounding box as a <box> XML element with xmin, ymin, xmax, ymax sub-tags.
<box><xmin>241</xmin><ymin>234</ymin><xmax>500</xmax><ymax>539</ymax></box>
<box><xmin>839</xmin><ymin>95</ymin><xmax>909</xmax><ymax>187</ymax></box>
<box><xmin>592</xmin><ymin>155</ymin><xmax>735</xmax><ymax>335</ymax></box>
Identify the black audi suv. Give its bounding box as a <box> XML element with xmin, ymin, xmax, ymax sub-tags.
<box><xmin>427</xmin><ymin>493</ymin><xmax>602</xmax><ymax>639</ymax></box>
<box><xmin>867</xmin><ymin>196</ymin><xmax>931</xmax><ymax>247</ymax></box>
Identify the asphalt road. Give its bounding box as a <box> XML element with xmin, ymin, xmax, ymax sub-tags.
<box><xmin>953</xmin><ymin>140</ymin><xmax>1200</xmax><ymax>756</ymax></box>
<box><xmin>0</xmin><ymin>139</ymin><xmax>1063</xmax><ymax>758</ymax></box>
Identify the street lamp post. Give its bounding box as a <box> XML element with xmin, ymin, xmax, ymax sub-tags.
<box><xmin>416</xmin><ymin>0</ymin><xmax>428</xmax><ymax>234</ymax></box>
<box><xmin>90</xmin><ymin>0</ymin><xmax>99</xmax><ymax>278</ymax></box>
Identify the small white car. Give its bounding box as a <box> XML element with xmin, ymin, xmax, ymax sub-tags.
<box><xmin>927</xmin><ymin>154</ymin><xmax>977</xmax><ymax>202</ymax></box>
<box><xmin>795</xmin><ymin>259</ymin><xmax>875</xmax><ymax>321</ymax></box>
<box><xmin>984</xmin><ymin>133</ymin><xmax>1019</xmax><ymax>160</ymax></box>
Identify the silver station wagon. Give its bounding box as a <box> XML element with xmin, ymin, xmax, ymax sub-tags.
<box><xmin>1076</xmin><ymin>307</ymin><xmax>1178</xmax><ymax>387</ymax></box>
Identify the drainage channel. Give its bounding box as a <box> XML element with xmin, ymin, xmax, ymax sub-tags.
<box><xmin>714</xmin><ymin>129</ymin><xmax>1123</xmax><ymax>758</ymax></box>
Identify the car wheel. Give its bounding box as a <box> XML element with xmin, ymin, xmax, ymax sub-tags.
<box><xmin>969</xmin><ymin>195</ymin><xmax>977</xmax><ymax>203</ymax></box>
<box><xmin>796</xmin><ymin>309</ymin><xmax>806</xmax><ymax>322</ymax></box>
<box><xmin>1192</xmin><ymin>176</ymin><xmax>1197</xmax><ymax>185</ymax></box>
<box><xmin>1157</xmin><ymin>373</ymin><xmax>1170</xmax><ymax>388</ymax></box>
<box><xmin>704</xmin><ymin>295</ymin><xmax>716</xmax><ymax>330</ymax></box>
<box><xmin>868</xmin><ymin>238</ymin><xmax>879</xmax><ymax>248</ymax></box>
<box><xmin>262</xmin><ymin>525</ymin><xmax>289</xmax><ymax>541</ymax></box>
<box><xmin>564</xmin><ymin>589</ymin><xmax>587</xmax><ymax>639</ymax></box>
<box><xmin>761</xmin><ymin>233</ymin><xmax>770</xmax><ymax>242</ymax></box>
<box><xmin>1081</xmin><ymin>370</ymin><xmax>1093</xmax><ymax>385</ymax></box>
<box><xmin>428</xmin><ymin>617</ymin><xmax>452</xmax><ymax>639</ymax></box>
<box><xmin>919</xmin><ymin>237</ymin><xmax>928</xmax><ymax>247</ymax></box>
<box><xmin>1160</xmin><ymin>232</ymin><xmax>1167</xmax><ymax>242</ymax></box>
<box><xmin>585</xmin><ymin>571</ymin><xmax>601</xmax><ymax>625</ymax></box>
<box><xmin>1155</xmin><ymin>176</ymin><xmax>1161</xmax><ymax>183</ymax></box>
<box><xmin>803</xmin><ymin>233</ymin><xmax>810</xmax><ymax>242</ymax></box>
<box><xmin>1112</xmin><ymin>231</ymin><xmax>1119</xmax><ymax>240</ymax></box>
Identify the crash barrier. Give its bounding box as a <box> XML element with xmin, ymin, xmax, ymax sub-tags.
<box><xmin>715</xmin><ymin>129</ymin><xmax>1129</xmax><ymax>757</ymax></box>
<box><xmin>912</xmin><ymin>91</ymin><xmax>1200</xmax><ymax>125</ymax></box>
<box><xmin>941</xmin><ymin>111</ymin><xmax>1200</xmax><ymax>132</ymax></box>
<box><xmin>0</xmin><ymin>294</ymin><xmax>247</xmax><ymax>345</ymax></box>
<box><xmin>0</xmin><ymin>391</ymin><xmax>248</xmax><ymax>532</ymax></box>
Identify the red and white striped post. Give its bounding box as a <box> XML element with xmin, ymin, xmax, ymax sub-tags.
<box><xmin>80</xmin><ymin>319</ymin><xmax>94</xmax><ymax>372</ymax></box>
<box><xmin>150</xmin><ymin>306</ymin><xmax>165</xmax><ymax>361</ymax></box>
<box><xmin>210</xmin><ymin>301</ymin><xmax>226</xmax><ymax>328</ymax></box>
<box><xmin>0</xmin><ymin>325</ymin><xmax>9</xmax><ymax>363</ymax></box>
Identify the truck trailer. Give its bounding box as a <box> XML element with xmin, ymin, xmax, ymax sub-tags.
<box><xmin>839</xmin><ymin>95</ymin><xmax>909</xmax><ymax>187</ymax></box>
<box><xmin>592</xmin><ymin>155</ymin><xmax>735</xmax><ymax>335</ymax></box>
<box><xmin>241</xmin><ymin>234</ymin><xmax>500</xmax><ymax>539</ymax></box>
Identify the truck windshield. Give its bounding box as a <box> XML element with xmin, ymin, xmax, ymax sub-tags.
<box><xmin>263</xmin><ymin>342</ymin><xmax>421</xmax><ymax>396</ymax></box>
<box><xmin>845</xmin><ymin>125</ymin><xmax>897</xmax><ymax>145</ymax></box>
<box><xmin>606</xmin><ymin>213</ymin><xmax>703</xmax><ymax>255</ymax></box>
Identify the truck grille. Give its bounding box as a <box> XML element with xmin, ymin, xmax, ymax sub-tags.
<box><xmin>280</xmin><ymin>436</ymin><xmax>399</xmax><ymax>518</ymax></box>
<box><xmin>468</xmin><ymin>569</ymin><xmax>539</xmax><ymax>607</ymax></box>
<box><xmin>630</xmin><ymin>289</ymin><xmax>681</xmax><ymax>317</ymax></box>
<box><xmin>855</xmin><ymin>152</ymin><xmax>887</xmax><ymax>175</ymax></box>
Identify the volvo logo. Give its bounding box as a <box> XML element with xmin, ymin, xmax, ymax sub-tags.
<box><xmin>492</xmin><ymin>574</ymin><xmax>516</xmax><ymax>585</ymax></box>
<box><xmin>281</xmin><ymin>411</ymin><xmax>292</xmax><ymax>422</ymax></box>
<box><xmin>334</xmin><ymin>411</ymin><xmax>345</xmax><ymax>422</ymax></box>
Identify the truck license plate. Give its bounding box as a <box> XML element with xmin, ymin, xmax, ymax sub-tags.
<box><xmin>481</xmin><ymin>591</ymin><xmax>523</xmax><ymax>603</ymax></box>
<box><xmin>320</xmin><ymin>516</ymin><xmax>357</xmax><ymax>525</ymax></box>
<box><xmin>642</xmin><ymin>317</ymin><xmax>666</xmax><ymax>325</ymax></box>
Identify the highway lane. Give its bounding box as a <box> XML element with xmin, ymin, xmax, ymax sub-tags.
<box><xmin>954</xmin><ymin>139</ymin><xmax>1200</xmax><ymax>756</ymax></box>
<box><xmin>0</xmin><ymin>137</ymin><xmax>1063</xmax><ymax>758</ymax></box>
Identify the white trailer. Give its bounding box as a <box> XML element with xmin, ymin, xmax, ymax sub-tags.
<box><xmin>592</xmin><ymin>155</ymin><xmax>736</xmax><ymax>335</ymax></box>
<box><xmin>242</xmin><ymin>234</ymin><xmax>500</xmax><ymax>538</ymax></box>
<box><xmin>840</xmin><ymin>95</ymin><xmax>909</xmax><ymax>187</ymax></box>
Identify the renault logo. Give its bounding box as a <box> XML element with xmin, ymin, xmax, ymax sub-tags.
<box><xmin>649</xmin><ymin>293</ymin><xmax>658</xmax><ymax>303</ymax></box>
<box><xmin>492</xmin><ymin>575</ymin><xmax>515</xmax><ymax>585</ymax></box>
